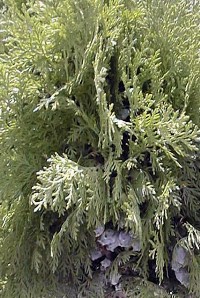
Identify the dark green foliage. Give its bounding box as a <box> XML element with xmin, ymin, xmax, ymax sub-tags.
<box><xmin>0</xmin><ymin>0</ymin><xmax>200</xmax><ymax>297</ymax></box>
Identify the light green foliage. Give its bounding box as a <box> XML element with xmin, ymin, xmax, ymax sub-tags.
<box><xmin>0</xmin><ymin>0</ymin><xmax>200</xmax><ymax>297</ymax></box>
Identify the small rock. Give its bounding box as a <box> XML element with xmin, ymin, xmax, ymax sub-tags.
<box><xmin>132</xmin><ymin>238</ymin><xmax>141</xmax><ymax>252</ymax></box>
<box><xmin>94</xmin><ymin>225</ymin><xmax>105</xmax><ymax>237</ymax></box>
<box><xmin>110</xmin><ymin>273</ymin><xmax>122</xmax><ymax>285</ymax></box>
<box><xmin>98</xmin><ymin>229</ymin><xmax>119</xmax><ymax>246</ymax></box>
<box><xmin>90</xmin><ymin>249</ymin><xmax>103</xmax><ymax>261</ymax></box>
<box><xmin>101</xmin><ymin>258</ymin><xmax>112</xmax><ymax>270</ymax></box>
<box><xmin>172</xmin><ymin>245</ymin><xmax>189</xmax><ymax>271</ymax></box>
<box><xmin>174</xmin><ymin>267</ymin><xmax>190</xmax><ymax>287</ymax></box>
<box><xmin>107</xmin><ymin>239</ymin><xmax>120</xmax><ymax>251</ymax></box>
<box><xmin>118</xmin><ymin>231</ymin><xmax>133</xmax><ymax>247</ymax></box>
<box><xmin>117</xmin><ymin>108</ymin><xmax>130</xmax><ymax>120</ymax></box>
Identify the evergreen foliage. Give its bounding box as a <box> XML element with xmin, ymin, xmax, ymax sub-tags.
<box><xmin>0</xmin><ymin>0</ymin><xmax>200</xmax><ymax>297</ymax></box>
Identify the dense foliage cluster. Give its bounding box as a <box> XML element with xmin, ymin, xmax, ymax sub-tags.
<box><xmin>0</xmin><ymin>0</ymin><xmax>200</xmax><ymax>297</ymax></box>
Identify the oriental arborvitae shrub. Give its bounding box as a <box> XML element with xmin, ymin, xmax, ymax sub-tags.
<box><xmin>0</xmin><ymin>0</ymin><xmax>200</xmax><ymax>297</ymax></box>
